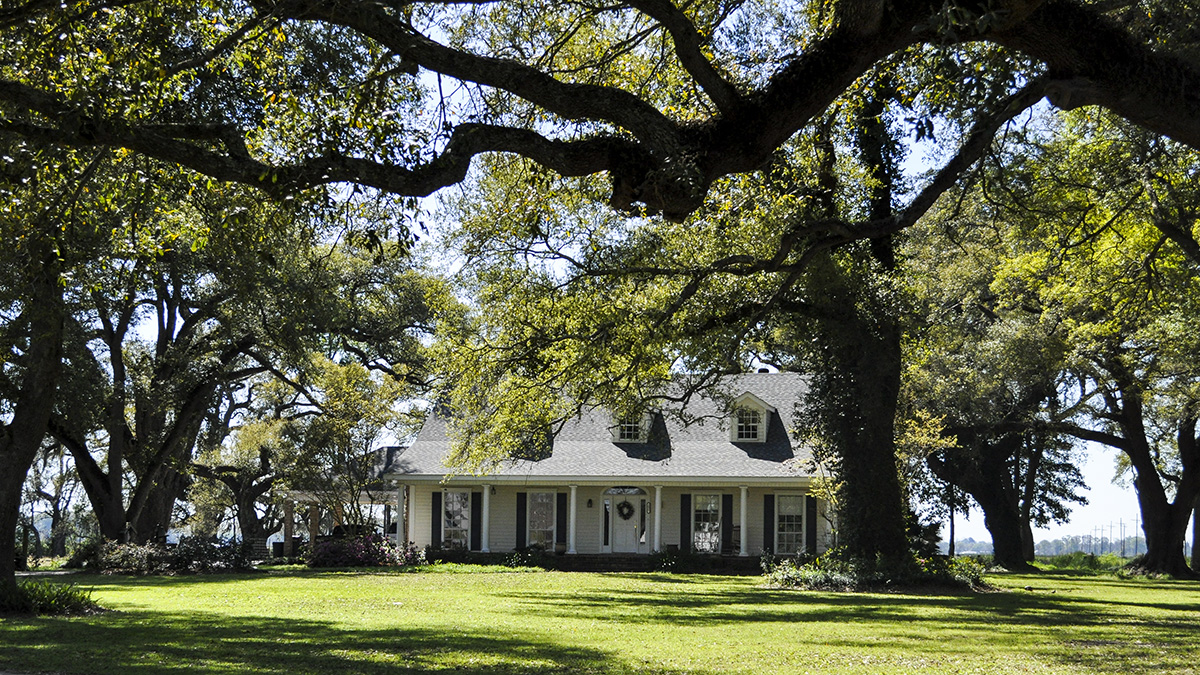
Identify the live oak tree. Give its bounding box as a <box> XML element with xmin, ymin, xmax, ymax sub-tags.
<box><xmin>3</xmin><ymin>0</ymin><xmax>1200</xmax><ymax>567</ymax></box>
<box><xmin>2</xmin><ymin>142</ymin><xmax>98</xmax><ymax>592</ymax></box>
<box><xmin>284</xmin><ymin>355</ymin><xmax>422</xmax><ymax>531</ymax></box>
<box><xmin>941</xmin><ymin>108</ymin><xmax>1200</xmax><ymax>577</ymax></box>
<box><xmin>22</xmin><ymin>441</ymin><xmax>83</xmax><ymax>557</ymax></box>
<box><xmin>41</xmin><ymin>161</ymin><xmax>313</xmax><ymax>545</ymax></box>
<box><xmin>905</xmin><ymin>204</ymin><xmax>1088</xmax><ymax>570</ymax></box>
<box><xmin>188</xmin><ymin>240</ymin><xmax>444</xmax><ymax>549</ymax></box>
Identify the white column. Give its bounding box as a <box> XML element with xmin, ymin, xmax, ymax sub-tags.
<box><xmin>481</xmin><ymin>484</ymin><xmax>491</xmax><ymax>553</ymax></box>
<box><xmin>567</xmin><ymin>485</ymin><xmax>578</xmax><ymax>554</ymax></box>
<box><xmin>408</xmin><ymin>486</ymin><xmax>419</xmax><ymax>548</ymax></box>
<box><xmin>653</xmin><ymin>485</ymin><xmax>663</xmax><ymax>552</ymax></box>
<box><xmin>400</xmin><ymin>482</ymin><xmax>410</xmax><ymax>540</ymax></box>
<box><xmin>739</xmin><ymin>486</ymin><xmax>749</xmax><ymax>557</ymax></box>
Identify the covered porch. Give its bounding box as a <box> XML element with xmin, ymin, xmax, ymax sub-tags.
<box><xmin>388</xmin><ymin>477</ymin><xmax>825</xmax><ymax>558</ymax></box>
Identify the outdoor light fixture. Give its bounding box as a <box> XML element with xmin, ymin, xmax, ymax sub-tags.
<box><xmin>587</xmin><ymin>499</ymin><xmax>593</xmax><ymax>508</ymax></box>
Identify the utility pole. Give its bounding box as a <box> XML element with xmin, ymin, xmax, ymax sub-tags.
<box><xmin>1134</xmin><ymin>513</ymin><xmax>1140</xmax><ymax>557</ymax></box>
<box><xmin>1120</xmin><ymin>519</ymin><xmax>1126</xmax><ymax>558</ymax></box>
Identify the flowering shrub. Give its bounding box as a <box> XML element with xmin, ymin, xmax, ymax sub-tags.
<box><xmin>308</xmin><ymin>535</ymin><xmax>426</xmax><ymax>568</ymax></box>
<box><xmin>89</xmin><ymin>537</ymin><xmax>252</xmax><ymax>574</ymax></box>
<box><xmin>762</xmin><ymin>549</ymin><xmax>986</xmax><ymax>591</ymax></box>
<box><xmin>763</xmin><ymin>554</ymin><xmax>858</xmax><ymax>591</ymax></box>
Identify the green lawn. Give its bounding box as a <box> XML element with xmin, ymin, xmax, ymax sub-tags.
<box><xmin>1</xmin><ymin>568</ymin><xmax>1197</xmax><ymax>674</ymax></box>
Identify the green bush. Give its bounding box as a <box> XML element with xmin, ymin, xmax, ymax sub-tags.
<box><xmin>63</xmin><ymin>537</ymin><xmax>104</xmax><ymax>570</ymax></box>
<box><xmin>0</xmin><ymin>579</ymin><xmax>102</xmax><ymax>616</ymax></box>
<box><xmin>762</xmin><ymin>549</ymin><xmax>986</xmax><ymax>591</ymax></box>
<box><xmin>84</xmin><ymin>537</ymin><xmax>253</xmax><ymax>574</ymax></box>
<box><xmin>504</xmin><ymin>548</ymin><xmax>554</xmax><ymax>569</ymax></box>
<box><xmin>308</xmin><ymin>536</ymin><xmax>426</xmax><ymax>568</ymax></box>
<box><xmin>763</xmin><ymin>555</ymin><xmax>858</xmax><ymax>591</ymax></box>
<box><xmin>1039</xmin><ymin>551</ymin><xmax>1126</xmax><ymax>573</ymax></box>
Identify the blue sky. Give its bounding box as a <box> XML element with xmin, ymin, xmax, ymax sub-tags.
<box><xmin>949</xmin><ymin>442</ymin><xmax>1190</xmax><ymax>546</ymax></box>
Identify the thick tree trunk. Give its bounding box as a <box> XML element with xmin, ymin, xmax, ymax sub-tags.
<box><xmin>928</xmin><ymin>433</ymin><xmax>1036</xmax><ymax>571</ymax></box>
<box><xmin>1020</xmin><ymin>519</ymin><xmax>1036</xmax><ymax>562</ymax></box>
<box><xmin>1133</xmin><ymin>495</ymin><xmax>1196</xmax><ymax>578</ymax></box>
<box><xmin>984</xmin><ymin>502</ymin><xmax>1033</xmax><ymax>571</ymax></box>
<box><xmin>0</xmin><ymin>247</ymin><xmax>63</xmax><ymax>593</ymax></box>
<box><xmin>1</xmin><ymin>447</ymin><xmax>41</xmax><ymax>588</ymax></box>
<box><xmin>956</xmin><ymin>465</ymin><xmax>1031</xmax><ymax>571</ymax></box>
<box><xmin>132</xmin><ymin>469</ymin><xmax>189</xmax><ymax>543</ymax></box>
<box><xmin>832</xmin><ymin>313</ymin><xmax>910</xmax><ymax>563</ymax></box>
<box><xmin>65</xmin><ymin>441</ymin><xmax>129</xmax><ymax>543</ymax></box>
<box><xmin>823</xmin><ymin>96</ymin><xmax>909</xmax><ymax>565</ymax></box>
<box><xmin>1122</xmin><ymin>429</ymin><xmax>1199</xmax><ymax>578</ymax></box>
<box><xmin>235</xmin><ymin>487</ymin><xmax>279</xmax><ymax>559</ymax></box>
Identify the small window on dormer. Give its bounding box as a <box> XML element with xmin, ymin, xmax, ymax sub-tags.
<box><xmin>612</xmin><ymin>413</ymin><xmax>650</xmax><ymax>443</ymax></box>
<box><xmin>736</xmin><ymin>408</ymin><xmax>762</xmax><ymax>441</ymax></box>
<box><xmin>729</xmin><ymin>392</ymin><xmax>774</xmax><ymax>444</ymax></box>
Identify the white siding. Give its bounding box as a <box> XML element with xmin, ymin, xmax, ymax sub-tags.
<box><xmin>403</xmin><ymin>482</ymin><xmax>824</xmax><ymax>555</ymax></box>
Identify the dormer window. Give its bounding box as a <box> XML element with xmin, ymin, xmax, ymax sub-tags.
<box><xmin>729</xmin><ymin>392</ymin><xmax>774</xmax><ymax>444</ymax></box>
<box><xmin>611</xmin><ymin>413</ymin><xmax>651</xmax><ymax>443</ymax></box>
<box><xmin>736</xmin><ymin>408</ymin><xmax>762</xmax><ymax>441</ymax></box>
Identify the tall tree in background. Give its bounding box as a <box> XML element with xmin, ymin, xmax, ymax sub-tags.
<box><xmin>937</xmin><ymin>109</ymin><xmax>1200</xmax><ymax>577</ymax></box>
<box><xmin>23</xmin><ymin>442</ymin><xmax>83</xmax><ymax>557</ymax></box>
<box><xmin>905</xmin><ymin>203</ymin><xmax>1087</xmax><ymax>570</ymax></box>
<box><xmin>188</xmin><ymin>240</ymin><xmax>445</xmax><ymax>548</ymax></box>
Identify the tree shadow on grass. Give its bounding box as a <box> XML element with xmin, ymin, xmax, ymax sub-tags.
<box><xmin>0</xmin><ymin>607</ymin><xmax>690</xmax><ymax>675</ymax></box>
<box><xmin>492</xmin><ymin>575</ymin><xmax>1200</xmax><ymax>674</ymax></box>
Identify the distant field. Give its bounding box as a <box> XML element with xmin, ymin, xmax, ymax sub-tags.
<box><xmin>1</xmin><ymin>567</ymin><xmax>1197</xmax><ymax>674</ymax></box>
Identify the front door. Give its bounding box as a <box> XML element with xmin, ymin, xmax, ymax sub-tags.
<box><xmin>611</xmin><ymin>498</ymin><xmax>646</xmax><ymax>553</ymax></box>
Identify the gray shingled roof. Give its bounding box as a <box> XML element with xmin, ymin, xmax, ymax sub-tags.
<box><xmin>387</xmin><ymin>372</ymin><xmax>814</xmax><ymax>482</ymax></box>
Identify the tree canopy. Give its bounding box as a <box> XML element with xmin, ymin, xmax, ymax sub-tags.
<box><xmin>4</xmin><ymin>0</ymin><xmax>1200</xmax><ymax>577</ymax></box>
<box><xmin>2</xmin><ymin>0</ymin><xmax>1199</xmax><ymax>221</ymax></box>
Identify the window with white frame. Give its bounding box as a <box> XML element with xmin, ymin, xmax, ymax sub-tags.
<box><xmin>528</xmin><ymin>491</ymin><xmax>555</xmax><ymax>549</ymax></box>
<box><xmin>729</xmin><ymin>393</ymin><xmax>774</xmax><ymax>443</ymax></box>
<box><xmin>776</xmin><ymin>494</ymin><xmax>805</xmax><ymax>555</ymax></box>
<box><xmin>693</xmin><ymin>494</ymin><xmax>720</xmax><ymax>553</ymax></box>
<box><xmin>443</xmin><ymin>491</ymin><xmax>470</xmax><ymax>549</ymax></box>
<box><xmin>736</xmin><ymin>408</ymin><xmax>762</xmax><ymax>441</ymax></box>
<box><xmin>612</xmin><ymin>413</ymin><xmax>649</xmax><ymax>443</ymax></box>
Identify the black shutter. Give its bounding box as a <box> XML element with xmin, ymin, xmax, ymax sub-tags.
<box><xmin>805</xmin><ymin>496</ymin><xmax>818</xmax><ymax>554</ymax></box>
<box><xmin>516</xmin><ymin>492</ymin><xmax>527</xmax><ymax>549</ymax></box>
<box><xmin>431</xmin><ymin>491</ymin><xmax>442</xmax><ymax>548</ymax></box>
<box><xmin>555</xmin><ymin>492</ymin><xmax>568</xmax><ymax>545</ymax></box>
<box><xmin>721</xmin><ymin>494</ymin><xmax>734</xmax><ymax>553</ymax></box>
<box><xmin>603</xmin><ymin>501</ymin><xmax>610</xmax><ymax>547</ymax></box>
<box><xmin>680</xmin><ymin>493</ymin><xmax>691</xmax><ymax>553</ymax></box>
<box><xmin>470</xmin><ymin>491</ymin><xmax>483</xmax><ymax>551</ymax></box>
<box><xmin>763</xmin><ymin>494</ymin><xmax>775</xmax><ymax>554</ymax></box>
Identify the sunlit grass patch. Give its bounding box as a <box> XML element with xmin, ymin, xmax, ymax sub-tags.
<box><xmin>0</xmin><ymin>567</ymin><xmax>1196</xmax><ymax>674</ymax></box>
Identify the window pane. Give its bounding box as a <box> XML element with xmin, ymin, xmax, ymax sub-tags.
<box><xmin>444</xmin><ymin>492</ymin><xmax>470</xmax><ymax>549</ymax></box>
<box><xmin>618</xmin><ymin>416</ymin><xmax>643</xmax><ymax>442</ymax></box>
<box><xmin>529</xmin><ymin>492</ymin><xmax>554</xmax><ymax>549</ymax></box>
<box><xmin>693</xmin><ymin>494</ymin><xmax>720</xmax><ymax>553</ymax></box>
<box><xmin>777</xmin><ymin>495</ymin><xmax>804</xmax><ymax>555</ymax></box>
<box><xmin>737</xmin><ymin>408</ymin><xmax>761</xmax><ymax>440</ymax></box>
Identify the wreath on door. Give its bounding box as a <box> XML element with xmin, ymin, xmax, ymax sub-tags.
<box><xmin>616</xmin><ymin>500</ymin><xmax>636</xmax><ymax>520</ymax></box>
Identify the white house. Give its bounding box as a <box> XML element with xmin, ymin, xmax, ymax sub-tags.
<box><xmin>383</xmin><ymin>371</ymin><xmax>830</xmax><ymax>557</ymax></box>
